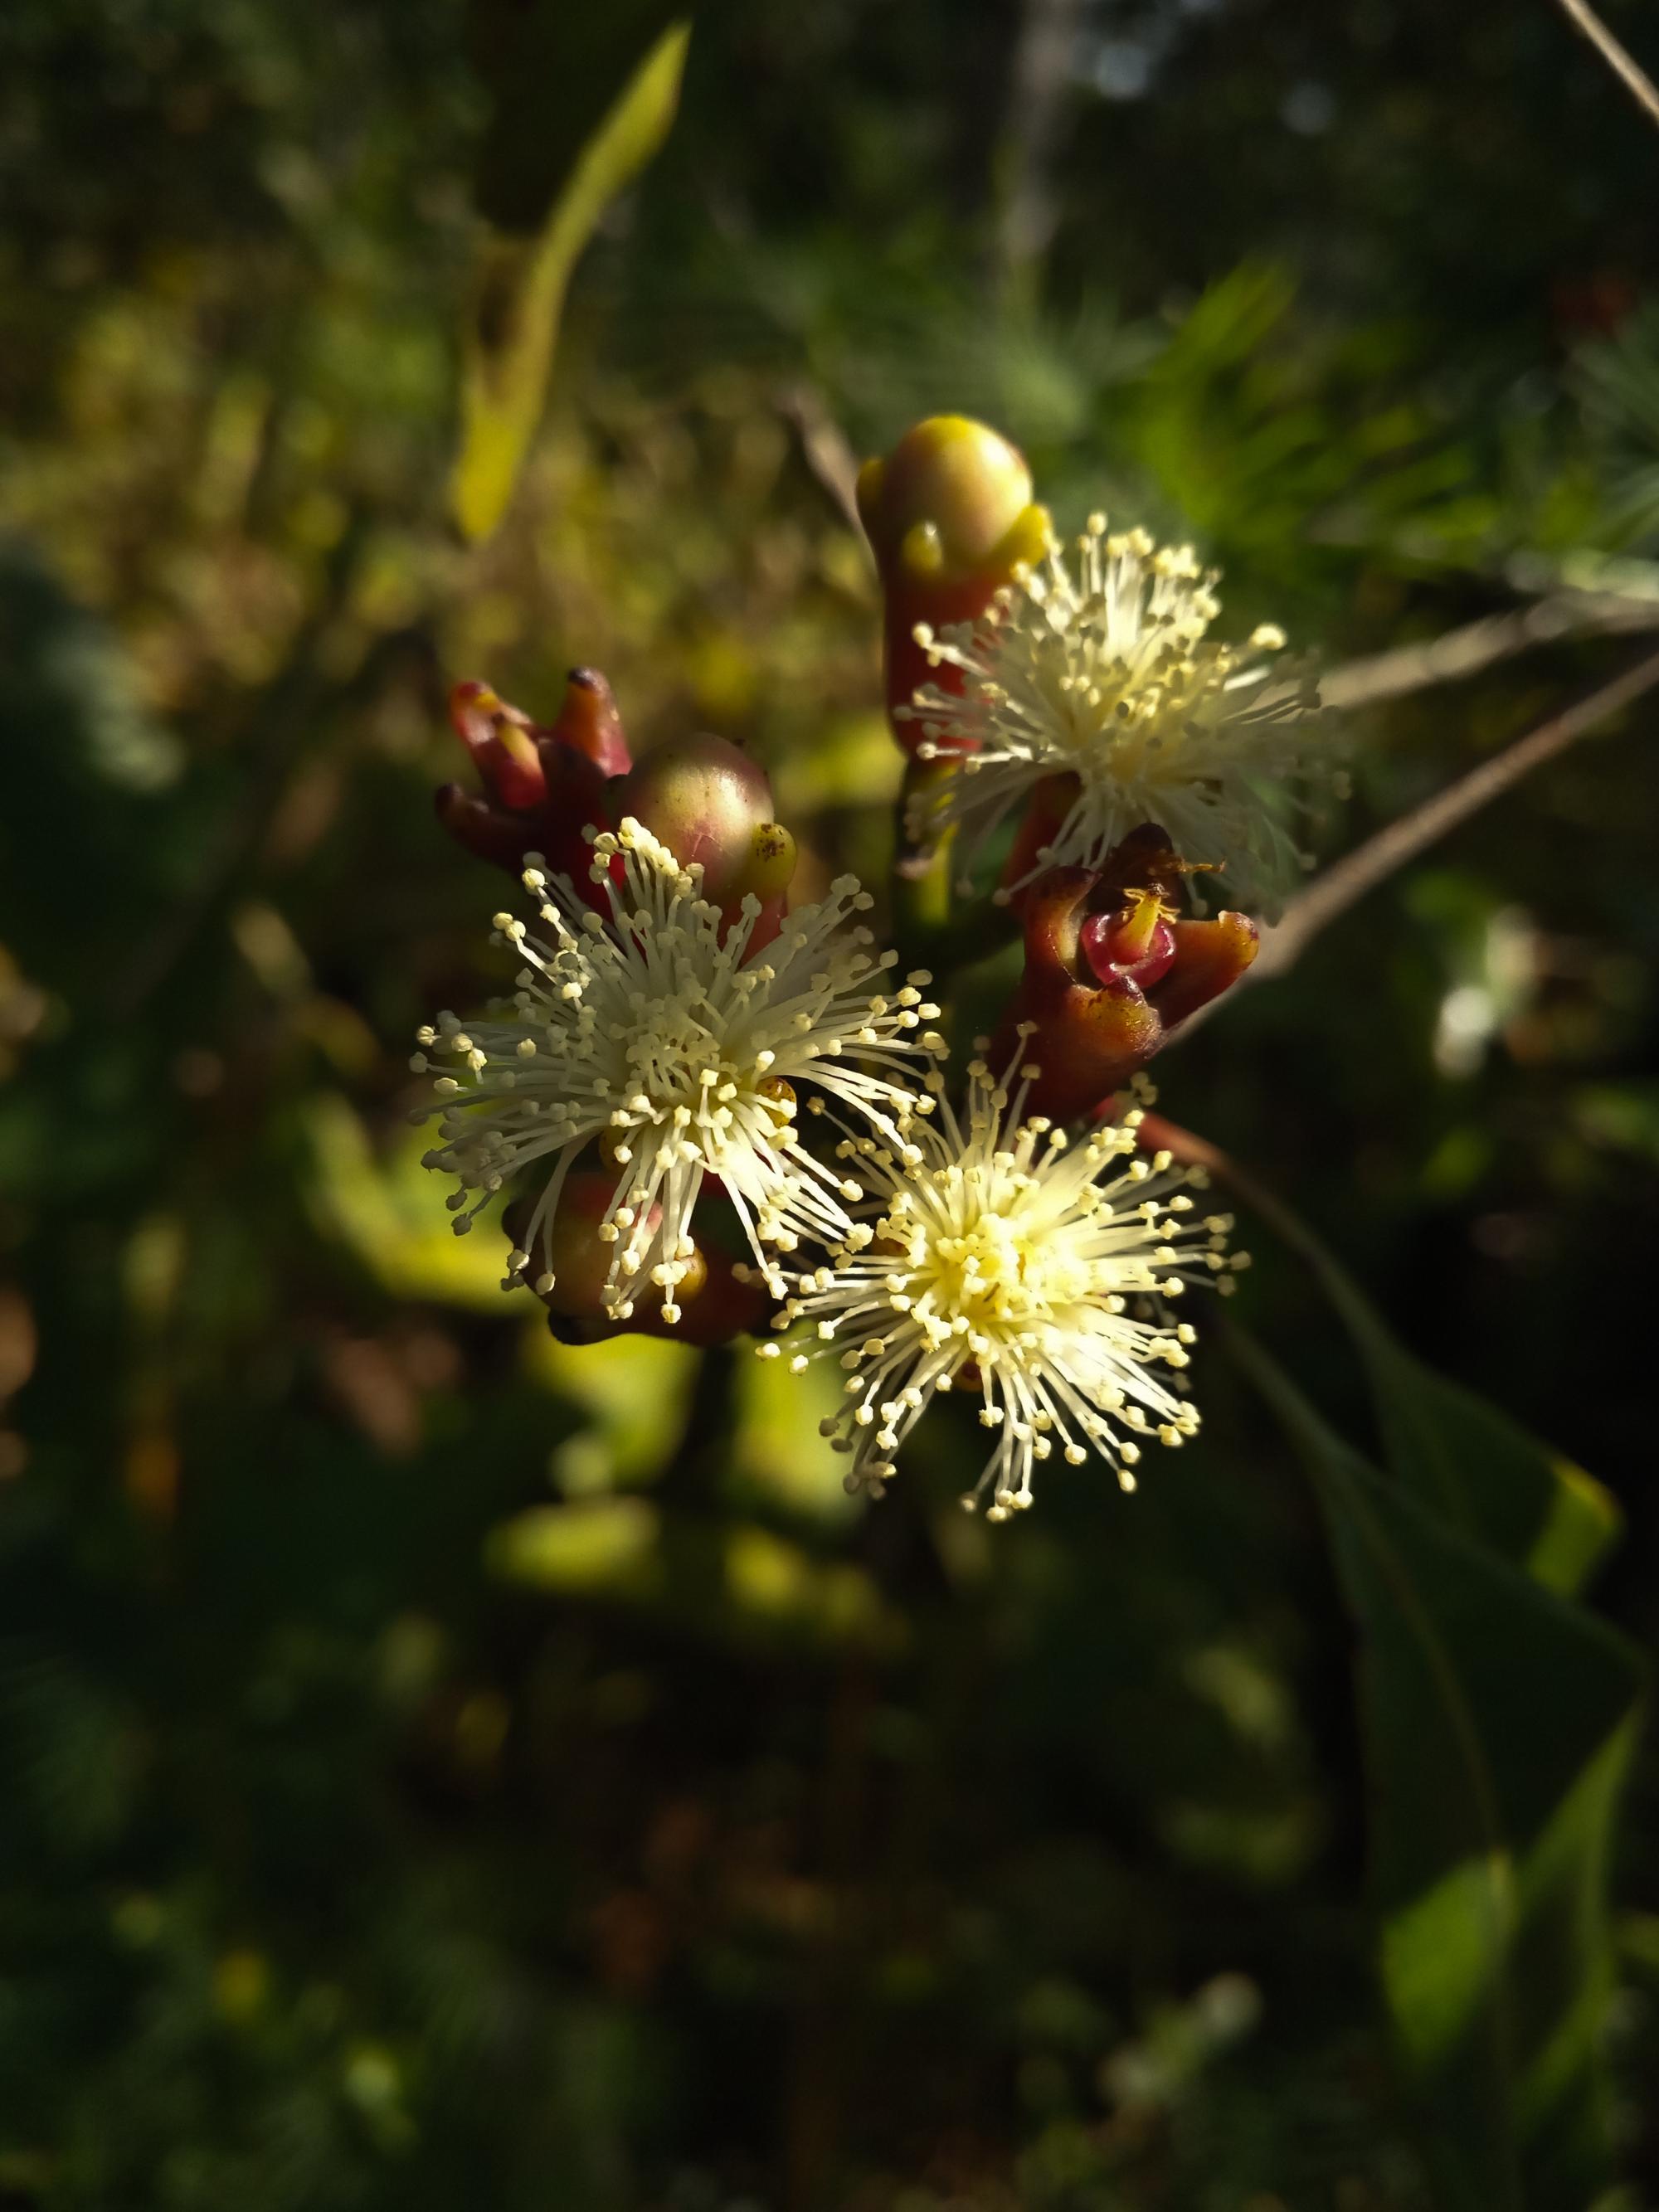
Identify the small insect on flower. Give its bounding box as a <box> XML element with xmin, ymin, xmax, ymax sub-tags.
<box><xmin>767</xmin><ymin>1039</ymin><xmax>1246</xmax><ymax>1521</ymax></box>
<box><xmin>904</xmin><ymin>516</ymin><xmax>1334</xmax><ymax>916</ymax></box>
<box><xmin>414</xmin><ymin>817</ymin><xmax>943</xmax><ymax>1324</ymax></box>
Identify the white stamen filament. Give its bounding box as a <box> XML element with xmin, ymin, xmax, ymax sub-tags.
<box><xmin>420</xmin><ymin>818</ymin><xmax>937</xmax><ymax>1321</ymax></box>
<box><xmin>903</xmin><ymin>518</ymin><xmax>1331</xmax><ymax>917</ymax></box>
<box><xmin>775</xmin><ymin>1044</ymin><xmax>1238</xmax><ymax>1520</ymax></box>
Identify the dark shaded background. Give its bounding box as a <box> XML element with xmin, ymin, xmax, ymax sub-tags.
<box><xmin>2</xmin><ymin>2</ymin><xmax>1657</xmax><ymax>2205</ymax></box>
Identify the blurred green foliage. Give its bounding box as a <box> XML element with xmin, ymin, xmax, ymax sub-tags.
<box><xmin>2</xmin><ymin>2</ymin><xmax>1659</xmax><ymax>2207</ymax></box>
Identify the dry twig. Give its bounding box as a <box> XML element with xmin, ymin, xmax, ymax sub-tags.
<box><xmin>1167</xmin><ymin>644</ymin><xmax>1659</xmax><ymax>1041</ymax></box>
<box><xmin>1322</xmin><ymin>590</ymin><xmax>1659</xmax><ymax>711</ymax></box>
<box><xmin>1255</xmin><ymin>644</ymin><xmax>1659</xmax><ymax>982</ymax></box>
<box><xmin>776</xmin><ymin>384</ymin><xmax>864</xmax><ymax>536</ymax></box>
<box><xmin>1554</xmin><ymin>0</ymin><xmax>1659</xmax><ymax>131</ymax></box>
<box><xmin>1135</xmin><ymin>1112</ymin><xmax>1306</xmax><ymax>1261</ymax></box>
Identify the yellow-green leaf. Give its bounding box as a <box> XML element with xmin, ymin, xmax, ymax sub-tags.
<box><xmin>449</xmin><ymin>21</ymin><xmax>689</xmax><ymax>543</ymax></box>
<box><xmin>1248</xmin><ymin>1174</ymin><xmax>1621</xmax><ymax>1594</ymax></box>
<box><xmin>1237</xmin><ymin>1330</ymin><xmax>1644</xmax><ymax>2210</ymax></box>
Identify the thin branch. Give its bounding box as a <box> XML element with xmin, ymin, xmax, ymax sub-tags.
<box><xmin>1554</xmin><ymin>0</ymin><xmax>1659</xmax><ymax>131</ymax></box>
<box><xmin>1254</xmin><ymin>644</ymin><xmax>1659</xmax><ymax>986</ymax></box>
<box><xmin>1321</xmin><ymin>589</ymin><xmax>1659</xmax><ymax>711</ymax></box>
<box><xmin>1134</xmin><ymin>1112</ymin><xmax>1306</xmax><ymax>1262</ymax></box>
<box><xmin>995</xmin><ymin>0</ymin><xmax>1086</xmax><ymax>281</ymax></box>
<box><xmin>1163</xmin><ymin>645</ymin><xmax>1659</xmax><ymax>1048</ymax></box>
<box><xmin>776</xmin><ymin>383</ymin><xmax>864</xmax><ymax>537</ymax></box>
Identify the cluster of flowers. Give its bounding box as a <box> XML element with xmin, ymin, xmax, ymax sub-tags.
<box><xmin>416</xmin><ymin>417</ymin><xmax>1331</xmax><ymax>1520</ymax></box>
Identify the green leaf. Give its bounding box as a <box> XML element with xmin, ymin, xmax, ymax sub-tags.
<box><xmin>1370</xmin><ymin>1362</ymin><xmax>1622</xmax><ymax>1599</ymax></box>
<box><xmin>525</xmin><ymin>1327</ymin><xmax>700</xmax><ymax>1491</ymax></box>
<box><xmin>449</xmin><ymin>20</ymin><xmax>689</xmax><ymax>543</ymax></box>
<box><xmin>300</xmin><ymin>1092</ymin><xmax>510</xmax><ymax>1310</ymax></box>
<box><xmin>1246</xmin><ymin>1178</ymin><xmax>1620</xmax><ymax>1594</ymax></box>
<box><xmin>1236</xmin><ymin>1331</ymin><xmax>1645</xmax><ymax>2211</ymax></box>
<box><xmin>465</xmin><ymin>0</ymin><xmax>688</xmax><ymax>230</ymax></box>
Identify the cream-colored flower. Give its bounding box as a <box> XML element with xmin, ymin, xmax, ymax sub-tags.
<box><xmin>764</xmin><ymin>1047</ymin><xmax>1244</xmax><ymax>1519</ymax></box>
<box><xmin>416</xmin><ymin>818</ymin><xmax>941</xmax><ymax>1323</ymax></box>
<box><xmin>904</xmin><ymin>516</ymin><xmax>1330</xmax><ymax>916</ymax></box>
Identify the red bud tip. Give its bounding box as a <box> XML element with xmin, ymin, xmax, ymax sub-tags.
<box><xmin>547</xmin><ymin>667</ymin><xmax>631</xmax><ymax>778</ymax></box>
<box><xmin>439</xmin><ymin>673</ymin><xmax>631</xmax><ymax>881</ymax></box>
<box><xmin>448</xmin><ymin>680</ymin><xmax>547</xmax><ymax>811</ymax></box>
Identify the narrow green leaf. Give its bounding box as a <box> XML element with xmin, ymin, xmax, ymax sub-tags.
<box><xmin>1371</xmin><ymin>1361</ymin><xmax>1622</xmax><ymax>1598</ymax></box>
<box><xmin>1237</xmin><ymin>1330</ymin><xmax>1644</xmax><ymax>2211</ymax></box>
<box><xmin>449</xmin><ymin>21</ymin><xmax>689</xmax><ymax>544</ymax></box>
<box><xmin>465</xmin><ymin>1</ymin><xmax>688</xmax><ymax>230</ymax></box>
<box><xmin>1247</xmin><ymin>1177</ymin><xmax>1620</xmax><ymax>1592</ymax></box>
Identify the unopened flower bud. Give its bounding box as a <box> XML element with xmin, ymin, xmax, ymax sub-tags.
<box><xmin>857</xmin><ymin>416</ymin><xmax>1050</xmax><ymax>753</ymax></box>
<box><xmin>436</xmin><ymin>668</ymin><xmax>632</xmax><ymax>879</ymax></box>
<box><xmin>612</xmin><ymin>732</ymin><xmax>795</xmax><ymax>934</ymax></box>
<box><xmin>991</xmin><ymin>825</ymin><xmax>1259</xmax><ymax>1121</ymax></box>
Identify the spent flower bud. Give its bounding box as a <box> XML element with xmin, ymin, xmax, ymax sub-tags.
<box><xmin>992</xmin><ymin>826</ymin><xmax>1259</xmax><ymax>1121</ymax></box>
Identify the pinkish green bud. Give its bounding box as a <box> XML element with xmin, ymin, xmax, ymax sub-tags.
<box><xmin>612</xmin><ymin>732</ymin><xmax>795</xmax><ymax>915</ymax></box>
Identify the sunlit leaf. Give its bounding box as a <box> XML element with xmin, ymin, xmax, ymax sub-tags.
<box><xmin>1237</xmin><ymin>1331</ymin><xmax>1645</xmax><ymax>2211</ymax></box>
<box><xmin>450</xmin><ymin>21</ymin><xmax>690</xmax><ymax>543</ymax></box>
<box><xmin>1250</xmin><ymin>1176</ymin><xmax>1621</xmax><ymax>1595</ymax></box>
<box><xmin>523</xmin><ymin>1325</ymin><xmax>699</xmax><ymax>1491</ymax></box>
<box><xmin>300</xmin><ymin>1092</ymin><xmax>507</xmax><ymax>1309</ymax></box>
<box><xmin>491</xmin><ymin>1499</ymin><xmax>898</xmax><ymax>1653</ymax></box>
<box><xmin>729</xmin><ymin>1346</ymin><xmax>858</xmax><ymax>1520</ymax></box>
<box><xmin>489</xmin><ymin>1495</ymin><xmax>664</xmax><ymax>1597</ymax></box>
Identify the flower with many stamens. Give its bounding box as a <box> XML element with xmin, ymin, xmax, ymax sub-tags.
<box><xmin>415</xmin><ymin>817</ymin><xmax>941</xmax><ymax>1322</ymax></box>
<box><xmin>765</xmin><ymin>1045</ymin><xmax>1245</xmax><ymax>1520</ymax></box>
<box><xmin>903</xmin><ymin>516</ymin><xmax>1331</xmax><ymax>916</ymax></box>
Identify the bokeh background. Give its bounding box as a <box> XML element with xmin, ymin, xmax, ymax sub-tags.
<box><xmin>2</xmin><ymin>2</ymin><xmax>1659</xmax><ymax>2206</ymax></box>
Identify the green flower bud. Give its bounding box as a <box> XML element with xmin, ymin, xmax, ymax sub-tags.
<box><xmin>859</xmin><ymin>416</ymin><xmax>1038</xmax><ymax>571</ymax></box>
<box><xmin>858</xmin><ymin>416</ymin><xmax>1051</xmax><ymax>753</ymax></box>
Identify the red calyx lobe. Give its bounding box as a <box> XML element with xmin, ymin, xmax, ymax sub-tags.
<box><xmin>436</xmin><ymin>673</ymin><xmax>798</xmax><ymax>954</ymax></box>
<box><xmin>435</xmin><ymin>668</ymin><xmax>631</xmax><ymax>881</ymax></box>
